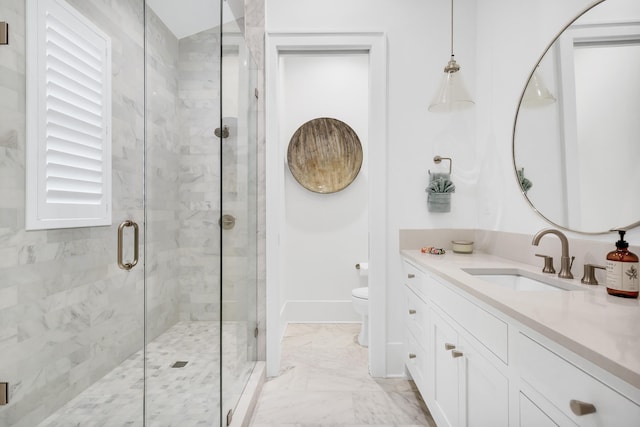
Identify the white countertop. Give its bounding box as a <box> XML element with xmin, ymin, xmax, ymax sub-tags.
<box><xmin>401</xmin><ymin>249</ymin><xmax>640</xmax><ymax>389</ymax></box>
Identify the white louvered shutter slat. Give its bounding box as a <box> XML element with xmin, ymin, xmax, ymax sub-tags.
<box><xmin>47</xmin><ymin>123</ymin><xmax>103</xmax><ymax>149</ymax></box>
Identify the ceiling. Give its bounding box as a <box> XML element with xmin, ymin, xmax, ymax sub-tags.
<box><xmin>147</xmin><ymin>0</ymin><xmax>243</xmax><ymax>39</ymax></box>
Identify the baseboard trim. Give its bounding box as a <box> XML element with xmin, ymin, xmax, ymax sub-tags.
<box><xmin>386</xmin><ymin>341</ymin><xmax>406</xmax><ymax>377</ymax></box>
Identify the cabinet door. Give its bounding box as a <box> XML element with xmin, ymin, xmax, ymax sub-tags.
<box><xmin>460</xmin><ymin>336</ymin><xmax>509</xmax><ymax>427</ymax></box>
<box><xmin>431</xmin><ymin>310</ymin><xmax>462</xmax><ymax>427</ymax></box>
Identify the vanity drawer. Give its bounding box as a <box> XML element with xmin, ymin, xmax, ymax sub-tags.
<box><xmin>405</xmin><ymin>327</ymin><xmax>426</xmax><ymax>393</ymax></box>
<box><xmin>403</xmin><ymin>261</ymin><xmax>426</xmax><ymax>297</ymax></box>
<box><xmin>427</xmin><ymin>274</ymin><xmax>508</xmax><ymax>363</ymax></box>
<box><xmin>518</xmin><ymin>332</ymin><xmax>640</xmax><ymax>426</ymax></box>
<box><xmin>405</xmin><ymin>284</ymin><xmax>428</xmax><ymax>344</ymax></box>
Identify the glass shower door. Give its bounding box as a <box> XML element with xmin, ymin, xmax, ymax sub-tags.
<box><xmin>0</xmin><ymin>0</ymin><xmax>146</xmax><ymax>425</ymax></box>
<box><xmin>0</xmin><ymin>0</ymin><xmax>256</xmax><ymax>425</ymax></box>
<box><xmin>144</xmin><ymin>0</ymin><xmax>224</xmax><ymax>425</ymax></box>
<box><xmin>220</xmin><ymin>8</ymin><xmax>259</xmax><ymax>423</ymax></box>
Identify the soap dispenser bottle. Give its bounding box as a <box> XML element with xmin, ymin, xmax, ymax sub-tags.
<box><xmin>606</xmin><ymin>229</ymin><xmax>639</xmax><ymax>298</ymax></box>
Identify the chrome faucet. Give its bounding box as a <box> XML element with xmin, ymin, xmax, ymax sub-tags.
<box><xmin>532</xmin><ymin>228</ymin><xmax>574</xmax><ymax>279</ymax></box>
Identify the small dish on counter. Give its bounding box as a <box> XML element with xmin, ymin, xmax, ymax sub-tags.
<box><xmin>452</xmin><ymin>240</ymin><xmax>474</xmax><ymax>254</ymax></box>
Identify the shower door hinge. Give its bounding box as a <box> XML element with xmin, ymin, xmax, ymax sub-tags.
<box><xmin>254</xmin><ymin>88</ymin><xmax>259</xmax><ymax>99</ymax></box>
<box><xmin>0</xmin><ymin>22</ymin><xmax>8</xmax><ymax>45</ymax></box>
<box><xmin>254</xmin><ymin>325</ymin><xmax>259</xmax><ymax>338</ymax></box>
<box><xmin>226</xmin><ymin>409</ymin><xmax>233</xmax><ymax>426</ymax></box>
<box><xmin>0</xmin><ymin>382</ymin><xmax>8</xmax><ymax>405</ymax></box>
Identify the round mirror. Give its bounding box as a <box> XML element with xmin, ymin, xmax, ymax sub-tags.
<box><xmin>513</xmin><ymin>0</ymin><xmax>640</xmax><ymax>234</ymax></box>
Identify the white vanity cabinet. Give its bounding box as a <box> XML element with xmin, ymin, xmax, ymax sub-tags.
<box><xmin>401</xmin><ymin>256</ymin><xmax>640</xmax><ymax>427</ymax></box>
<box><xmin>517</xmin><ymin>332</ymin><xmax>640</xmax><ymax>427</ymax></box>
<box><xmin>404</xmin><ymin>263</ymin><xmax>430</xmax><ymax>394</ymax></box>
<box><xmin>403</xmin><ymin>260</ymin><xmax>509</xmax><ymax>427</ymax></box>
<box><xmin>404</xmin><ymin>286</ymin><xmax>428</xmax><ymax>392</ymax></box>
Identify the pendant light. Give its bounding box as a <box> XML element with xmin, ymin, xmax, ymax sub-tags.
<box><xmin>428</xmin><ymin>0</ymin><xmax>474</xmax><ymax>112</ymax></box>
<box><xmin>522</xmin><ymin>66</ymin><xmax>556</xmax><ymax>107</ymax></box>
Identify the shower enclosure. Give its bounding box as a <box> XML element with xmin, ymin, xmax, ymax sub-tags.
<box><xmin>0</xmin><ymin>0</ymin><xmax>259</xmax><ymax>425</ymax></box>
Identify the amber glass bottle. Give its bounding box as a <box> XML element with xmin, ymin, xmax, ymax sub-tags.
<box><xmin>606</xmin><ymin>230</ymin><xmax>639</xmax><ymax>298</ymax></box>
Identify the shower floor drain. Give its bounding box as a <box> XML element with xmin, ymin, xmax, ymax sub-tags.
<box><xmin>171</xmin><ymin>361</ymin><xmax>188</xmax><ymax>368</ymax></box>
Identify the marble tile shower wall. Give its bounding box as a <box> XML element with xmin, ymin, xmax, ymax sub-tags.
<box><xmin>177</xmin><ymin>26</ymin><xmax>257</xmax><ymax>324</ymax></box>
<box><xmin>0</xmin><ymin>1</ymin><xmax>147</xmax><ymax>426</ymax></box>
<box><xmin>144</xmin><ymin>6</ymin><xmax>181</xmax><ymax>341</ymax></box>
<box><xmin>177</xmin><ymin>29</ymin><xmax>223</xmax><ymax>321</ymax></box>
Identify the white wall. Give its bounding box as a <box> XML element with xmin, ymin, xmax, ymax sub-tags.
<box><xmin>267</xmin><ymin>0</ymin><xmax>479</xmax><ymax>376</ymax></box>
<box><xmin>266</xmin><ymin>0</ymin><xmax>640</xmax><ymax>377</ymax></box>
<box><xmin>280</xmin><ymin>52</ymin><xmax>369</xmax><ymax>322</ymax></box>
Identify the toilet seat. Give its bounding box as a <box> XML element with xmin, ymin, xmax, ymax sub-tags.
<box><xmin>352</xmin><ymin>287</ymin><xmax>368</xmax><ymax>300</ymax></box>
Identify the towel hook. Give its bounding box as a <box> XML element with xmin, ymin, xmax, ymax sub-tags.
<box><xmin>432</xmin><ymin>155</ymin><xmax>452</xmax><ymax>175</ymax></box>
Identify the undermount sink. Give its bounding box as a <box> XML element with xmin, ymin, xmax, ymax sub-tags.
<box><xmin>462</xmin><ymin>268</ymin><xmax>585</xmax><ymax>292</ymax></box>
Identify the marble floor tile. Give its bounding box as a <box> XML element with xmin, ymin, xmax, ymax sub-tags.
<box><xmin>250</xmin><ymin>390</ymin><xmax>357</xmax><ymax>424</ymax></box>
<box><xmin>352</xmin><ymin>391</ymin><xmax>433</xmax><ymax>425</ymax></box>
<box><xmin>249</xmin><ymin>323</ymin><xmax>436</xmax><ymax>427</ymax></box>
<box><xmin>37</xmin><ymin>321</ymin><xmax>256</xmax><ymax>427</ymax></box>
<box><xmin>260</xmin><ymin>361</ymin><xmax>309</xmax><ymax>392</ymax></box>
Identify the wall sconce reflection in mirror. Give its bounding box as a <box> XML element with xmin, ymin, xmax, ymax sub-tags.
<box><xmin>522</xmin><ymin>66</ymin><xmax>556</xmax><ymax>107</ymax></box>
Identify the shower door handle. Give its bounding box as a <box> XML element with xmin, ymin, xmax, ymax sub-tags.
<box><xmin>117</xmin><ymin>220</ymin><xmax>139</xmax><ymax>270</ymax></box>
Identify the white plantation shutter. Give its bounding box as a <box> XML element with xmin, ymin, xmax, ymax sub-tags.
<box><xmin>26</xmin><ymin>0</ymin><xmax>112</xmax><ymax>229</ymax></box>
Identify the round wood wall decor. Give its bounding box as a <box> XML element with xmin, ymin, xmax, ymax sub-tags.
<box><xmin>287</xmin><ymin>117</ymin><xmax>363</xmax><ymax>194</ymax></box>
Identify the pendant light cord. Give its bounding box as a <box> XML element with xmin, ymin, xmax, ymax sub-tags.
<box><xmin>429</xmin><ymin>0</ymin><xmax>474</xmax><ymax>110</ymax></box>
<box><xmin>450</xmin><ymin>0</ymin><xmax>454</xmax><ymax>57</ymax></box>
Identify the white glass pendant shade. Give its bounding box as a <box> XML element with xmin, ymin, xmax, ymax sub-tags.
<box><xmin>428</xmin><ymin>56</ymin><xmax>474</xmax><ymax>112</ymax></box>
<box><xmin>522</xmin><ymin>68</ymin><xmax>556</xmax><ymax>107</ymax></box>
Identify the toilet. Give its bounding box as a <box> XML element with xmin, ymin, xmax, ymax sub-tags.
<box><xmin>351</xmin><ymin>287</ymin><xmax>369</xmax><ymax>347</ymax></box>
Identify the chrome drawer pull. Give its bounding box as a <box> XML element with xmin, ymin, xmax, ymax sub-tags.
<box><xmin>408</xmin><ymin>353</ymin><xmax>417</xmax><ymax>359</ymax></box>
<box><xmin>409</xmin><ymin>309</ymin><xmax>417</xmax><ymax>315</ymax></box>
<box><xmin>569</xmin><ymin>399</ymin><xmax>596</xmax><ymax>416</ymax></box>
<box><xmin>407</xmin><ymin>273</ymin><xmax>415</xmax><ymax>278</ymax></box>
<box><xmin>444</xmin><ymin>343</ymin><xmax>456</xmax><ymax>350</ymax></box>
<box><xmin>451</xmin><ymin>350</ymin><xmax>464</xmax><ymax>358</ymax></box>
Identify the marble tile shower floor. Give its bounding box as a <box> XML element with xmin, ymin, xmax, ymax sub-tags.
<box><xmin>37</xmin><ymin>321</ymin><xmax>255</xmax><ymax>427</ymax></box>
<box><xmin>249</xmin><ymin>323</ymin><xmax>436</xmax><ymax>427</ymax></box>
